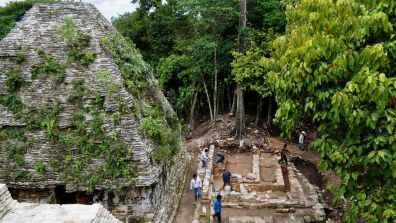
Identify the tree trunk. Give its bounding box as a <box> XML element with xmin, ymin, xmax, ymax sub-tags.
<box><xmin>234</xmin><ymin>83</ymin><xmax>245</xmax><ymax>138</ymax></box>
<box><xmin>220</xmin><ymin>84</ymin><xmax>224</xmax><ymax>112</ymax></box>
<box><xmin>230</xmin><ymin>88</ymin><xmax>237</xmax><ymax>114</ymax></box>
<box><xmin>234</xmin><ymin>0</ymin><xmax>247</xmax><ymax>139</ymax></box>
<box><xmin>255</xmin><ymin>97</ymin><xmax>262</xmax><ymax>125</ymax></box>
<box><xmin>189</xmin><ymin>90</ymin><xmax>199</xmax><ymax>129</ymax></box>
<box><xmin>267</xmin><ymin>96</ymin><xmax>273</xmax><ymax>128</ymax></box>
<box><xmin>201</xmin><ymin>76</ymin><xmax>213</xmax><ymax>121</ymax></box>
<box><xmin>213</xmin><ymin>47</ymin><xmax>218</xmax><ymax>121</ymax></box>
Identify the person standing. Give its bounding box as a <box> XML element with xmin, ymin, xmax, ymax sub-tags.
<box><xmin>222</xmin><ymin>168</ymin><xmax>232</xmax><ymax>188</ymax></box>
<box><xmin>279</xmin><ymin>143</ymin><xmax>288</xmax><ymax>165</ymax></box>
<box><xmin>190</xmin><ymin>174</ymin><xmax>202</xmax><ymax>201</ymax></box>
<box><xmin>299</xmin><ymin>131</ymin><xmax>306</xmax><ymax>150</ymax></box>
<box><xmin>213</xmin><ymin>194</ymin><xmax>222</xmax><ymax>223</ymax></box>
<box><xmin>200</xmin><ymin>148</ymin><xmax>209</xmax><ymax>168</ymax></box>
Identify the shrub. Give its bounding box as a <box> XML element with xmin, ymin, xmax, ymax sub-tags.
<box><xmin>31</xmin><ymin>49</ymin><xmax>66</xmax><ymax>83</ymax></box>
<box><xmin>34</xmin><ymin>161</ymin><xmax>46</xmax><ymax>173</ymax></box>
<box><xmin>57</xmin><ymin>17</ymin><xmax>96</xmax><ymax>67</ymax></box>
<box><xmin>5</xmin><ymin>68</ymin><xmax>26</xmax><ymax>92</ymax></box>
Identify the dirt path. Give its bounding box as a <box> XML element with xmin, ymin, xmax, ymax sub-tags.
<box><xmin>173</xmin><ymin>155</ymin><xmax>197</xmax><ymax>223</ymax></box>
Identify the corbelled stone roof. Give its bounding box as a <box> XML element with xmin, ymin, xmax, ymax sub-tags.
<box><xmin>0</xmin><ymin>3</ymin><xmax>176</xmax><ymax>191</ymax></box>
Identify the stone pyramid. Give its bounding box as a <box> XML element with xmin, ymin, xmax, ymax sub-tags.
<box><xmin>0</xmin><ymin>3</ymin><xmax>185</xmax><ymax>221</ymax></box>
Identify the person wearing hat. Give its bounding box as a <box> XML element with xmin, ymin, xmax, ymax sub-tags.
<box><xmin>299</xmin><ymin>131</ymin><xmax>307</xmax><ymax>150</ymax></box>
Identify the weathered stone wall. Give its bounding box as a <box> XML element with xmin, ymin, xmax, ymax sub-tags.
<box><xmin>0</xmin><ymin>3</ymin><xmax>186</xmax><ymax>222</ymax></box>
<box><xmin>107</xmin><ymin>147</ymin><xmax>187</xmax><ymax>222</ymax></box>
<box><xmin>0</xmin><ymin>2</ymin><xmax>160</xmax><ymax>190</ymax></box>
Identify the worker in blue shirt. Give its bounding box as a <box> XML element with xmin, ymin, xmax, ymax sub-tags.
<box><xmin>213</xmin><ymin>194</ymin><xmax>222</xmax><ymax>222</ymax></box>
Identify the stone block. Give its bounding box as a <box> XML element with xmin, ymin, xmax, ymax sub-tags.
<box><xmin>230</xmin><ymin>191</ymin><xmax>241</xmax><ymax>197</ymax></box>
<box><xmin>275</xmin><ymin>208</ymin><xmax>290</xmax><ymax>213</ymax></box>
<box><xmin>232</xmin><ymin>174</ymin><xmax>242</xmax><ymax>179</ymax></box>
<box><xmin>246</xmin><ymin>173</ymin><xmax>257</xmax><ymax>180</ymax></box>
<box><xmin>303</xmin><ymin>216</ymin><xmax>312</xmax><ymax>223</ymax></box>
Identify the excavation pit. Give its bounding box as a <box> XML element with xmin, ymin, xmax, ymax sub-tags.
<box><xmin>193</xmin><ymin>144</ymin><xmax>326</xmax><ymax>222</ymax></box>
<box><xmin>212</xmin><ymin>152</ymin><xmax>253</xmax><ymax>191</ymax></box>
<box><xmin>212</xmin><ymin>149</ymin><xmax>286</xmax><ymax>194</ymax></box>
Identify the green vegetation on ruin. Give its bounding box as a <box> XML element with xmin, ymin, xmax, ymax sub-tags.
<box><xmin>31</xmin><ymin>49</ymin><xmax>66</xmax><ymax>83</ymax></box>
<box><xmin>57</xmin><ymin>17</ymin><xmax>96</xmax><ymax>67</ymax></box>
<box><xmin>0</xmin><ymin>17</ymin><xmax>180</xmax><ymax>193</ymax></box>
<box><xmin>99</xmin><ymin>33</ymin><xmax>181</xmax><ymax>163</ymax></box>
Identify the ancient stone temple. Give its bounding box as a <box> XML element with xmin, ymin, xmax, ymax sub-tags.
<box><xmin>0</xmin><ymin>3</ymin><xmax>186</xmax><ymax>222</ymax></box>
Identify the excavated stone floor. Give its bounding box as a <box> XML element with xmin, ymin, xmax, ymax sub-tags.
<box><xmin>0</xmin><ymin>184</ymin><xmax>121</xmax><ymax>223</ymax></box>
<box><xmin>192</xmin><ymin>145</ymin><xmax>326</xmax><ymax>223</ymax></box>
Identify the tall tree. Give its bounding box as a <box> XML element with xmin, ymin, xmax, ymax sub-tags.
<box><xmin>267</xmin><ymin>0</ymin><xmax>396</xmax><ymax>222</ymax></box>
<box><xmin>231</xmin><ymin>0</ymin><xmax>286</xmax><ymax>129</ymax></box>
<box><xmin>233</xmin><ymin>0</ymin><xmax>247</xmax><ymax>138</ymax></box>
<box><xmin>117</xmin><ymin>0</ymin><xmax>238</xmax><ymax>125</ymax></box>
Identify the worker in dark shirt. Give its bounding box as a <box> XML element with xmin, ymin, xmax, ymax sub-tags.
<box><xmin>215</xmin><ymin>151</ymin><xmax>225</xmax><ymax>164</ymax></box>
<box><xmin>278</xmin><ymin>143</ymin><xmax>288</xmax><ymax>165</ymax></box>
<box><xmin>222</xmin><ymin>168</ymin><xmax>232</xmax><ymax>188</ymax></box>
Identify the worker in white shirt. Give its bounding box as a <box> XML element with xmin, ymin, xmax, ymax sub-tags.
<box><xmin>200</xmin><ymin>148</ymin><xmax>209</xmax><ymax>168</ymax></box>
<box><xmin>190</xmin><ymin>174</ymin><xmax>202</xmax><ymax>201</ymax></box>
<box><xmin>299</xmin><ymin>131</ymin><xmax>307</xmax><ymax>150</ymax></box>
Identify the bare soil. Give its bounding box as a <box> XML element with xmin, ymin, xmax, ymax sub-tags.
<box><xmin>259</xmin><ymin>153</ymin><xmax>277</xmax><ymax>182</ymax></box>
<box><xmin>224</xmin><ymin>153</ymin><xmax>252</xmax><ymax>177</ymax></box>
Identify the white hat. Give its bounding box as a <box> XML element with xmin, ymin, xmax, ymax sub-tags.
<box><xmin>302</xmin><ymin>131</ymin><xmax>307</xmax><ymax>135</ymax></box>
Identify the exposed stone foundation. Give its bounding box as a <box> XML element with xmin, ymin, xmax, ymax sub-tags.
<box><xmin>192</xmin><ymin>144</ymin><xmax>326</xmax><ymax>223</ymax></box>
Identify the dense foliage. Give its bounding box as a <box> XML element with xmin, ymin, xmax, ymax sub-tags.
<box><xmin>266</xmin><ymin>0</ymin><xmax>396</xmax><ymax>222</ymax></box>
<box><xmin>113</xmin><ymin>0</ymin><xmax>286</xmax><ymax>127</ymax></box>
